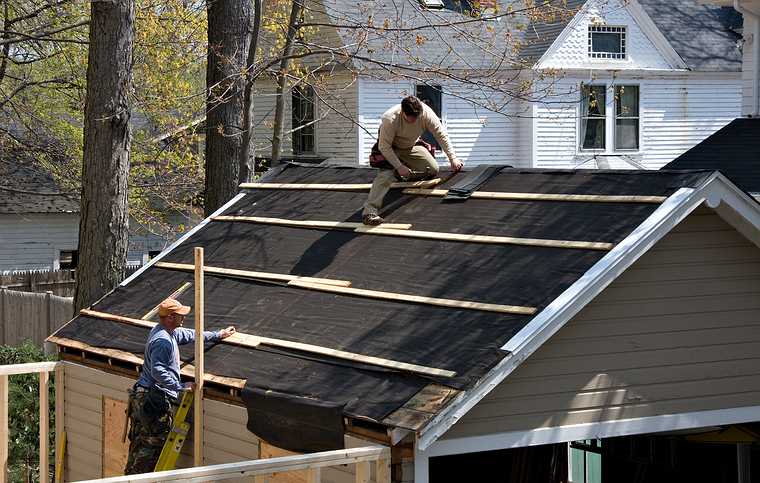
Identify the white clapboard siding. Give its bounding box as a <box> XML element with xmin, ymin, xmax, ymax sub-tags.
<box><xmin>639</xmin><ymin>77</ymin><xmax>742</xmax><ymax>168</ymax></box>
<box><xmin>532</xmin><ymin>78</ymin><xmax>579</xmax><ymax>169</ymax></box>
<box><xmin>358</xmin><ymin>78</ymin><xmax>530</xmax><ymax>167</ymax></box>
<box><xmin>253</xmin><ymin>71</ymin><xmax>358</xmax><ymax>163</ymax></box>
<box><xmin>315</xmin><ymin>71</ymin><xmax>359</xmax><ymax>164</ymax></box>
<box><xmin>742</xmin><ymin>16</ymin><xmax>757</xmax><ymax>116</ymax></box>
<box><xmin>532</xmin><ymin>75</ymin><xmax>742</xmax><ymax>169</ymax></box>
<box><xmin>0</xmin><ymin>213</ymin><xmax>78</xmax><ymax>272</ymax></box>
<box><xmin>442</xmin><ymin>211</ymin><xmax>760</xmax><ymax>440</ymax></box>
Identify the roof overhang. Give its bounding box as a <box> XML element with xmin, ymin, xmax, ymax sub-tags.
<box><xmin>417</xmin><ymin>172</ymin><xmax>760</xmax><ymax>451</ymax></box>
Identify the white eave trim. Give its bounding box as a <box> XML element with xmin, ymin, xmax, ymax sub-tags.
<box><xmin>120</xmin><ymin>192</ymin><xmax>247</xmax><ymax>287</ymax></box>
<box><xmin>417</xmin><ymin>173</ymin><xmax>760</xmax><ymax>451</ymax></box>
<box><xmin>424</xmin><ymin>404</ymin><xmax>760</xmax><ymax>458</ymax></box>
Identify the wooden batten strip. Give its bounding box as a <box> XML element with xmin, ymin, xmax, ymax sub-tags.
<box><xmin>240</xmin><ymin>179</ymin><xmax>441</xmax><ymax>191</ymax></box>
<box><xmin>287</xmin><ymin>280</ymin><xmax>537</xmax><ymax>316</ymax></box>
<box><xmin>214</xmin><ymin>216</ymin><xmax>611</xmax><ymax>250</ymax></box>
<box><xmin>403</xmin><ymin>188</ymin><xmax>667</xmax><ymax>204</ymax></box>
<box><xmin>355</xmin><ymin>226</ymin><xmax>614</xmax><ymax>251</ymax></box>
<box><xmin>213</xmin><ymin>215</ymin><xmax>413</xmax><ymax>231</ymax></box>
<box><xmin>48</xmin><ymin>335</ymin><xmax>247</xmax><ymax>389</ymax></box>
<box><xmin>155</xmin><ymin>262</ymin><xmax>352</xmax><ymax>288</ymax></box>
<box><xmin>77</xmin><ymin>309</ymin><xmax>456</xmax><ymax>378</ymax></box>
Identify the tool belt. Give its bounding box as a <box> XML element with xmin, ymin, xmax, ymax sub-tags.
<box><xmin>369</xmin><ymin>139</ymin><xmax>436</xmax><ymax>170</ymax></box>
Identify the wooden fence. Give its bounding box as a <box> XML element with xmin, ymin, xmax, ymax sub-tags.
<box><xmin>0</xmin><ymin>290</ymin><xmax>73</xmax><ymax>348</ymax></box>
<box><xmin>0</xmin><ymin>270</ymin><xmax>77</xmax><ymax>297</ymax></box>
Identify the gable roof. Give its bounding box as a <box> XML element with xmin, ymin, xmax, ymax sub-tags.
<box><xmin>50</xmin><ymin>163</ymin><xmax>759</xmax><ymax>452</ymax></box>
<box><xmin>663</xmin><ymin>118</ymin><xmax>760</xmax><ymax>194</ymax></box>
<box><xmin>0</xmin><ymin>152</ymin><xmax>79</xmax><ymax>215</ymax></box>
<box><xmin>417</xmin><ymin>170</ymin><xmax>760</xmax><ymax>450</ymax></box>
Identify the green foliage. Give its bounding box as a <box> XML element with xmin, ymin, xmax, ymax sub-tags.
<box><xmin>0</xmin><ymin>342</ymin><xmax>55</xmax><ymax>483</ymax></box>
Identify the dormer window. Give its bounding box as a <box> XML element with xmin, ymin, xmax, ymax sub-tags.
<box><xmin>588</xmin><ymin>25</ymin><xmax>626</xmax><ymax>59</ymax></box>
<box><xmin>421</xmin><ymin>0</ymin><xmax>445</xmax><ymax>8</ymax></box>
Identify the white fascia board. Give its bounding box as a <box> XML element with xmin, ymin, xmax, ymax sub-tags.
<box><xmin>417</xmin><ymin>173</ymin><xmax>760</xmax><ymax>452</ymax></box>
<box><xmin>120</xmin><ymin>192</ymin><xmax>247</xmax><ymax>286</ymax></box>
<box><xmin>533</xmin><ymin>1</ymin><xmax>590</xmax><ymax>70</ymax></box>
<box><xmin>625</xmin><ymin>0</ymin><xmax>689</xmax><ymax>70</ymax></box>
<box><xmin>424</xmin><ymin>404</ymin><xmax>760</xmax><ymax>458</ymax></box>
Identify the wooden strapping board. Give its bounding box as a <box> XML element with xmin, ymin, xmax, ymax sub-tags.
<box><xmin>403</xmin><ymin>188</ymin><xmax>668</xmax><ymax>204</ymax></box>
<box><xmin>48</xmin><ymin>335</ymin><xmax>247</xmax><ymax>388</ymax></box>
<box><xmin>240</xmin><ymin>179</ymin><xmax>441</xmax><ymax>191</ymax></box>
<box><xmin>355</xmin><ymin>226</ymin><xmax>614</xmax><ymax>251</ymax></box>
<box><xmin>155</xmin><ymin>262</ymin><xmax>352</xmax><ymax>287</ymax></box>
<box><xmin>213</xmin><ymin>215</ymin><xmax>412</xmax><ymax>231</ymax></box>
<box><xmin>213</xmin><ymin>216</ymin><xmax>612</xmax><ymax>250</ymax></box>
<box><xmin>77</xmin><ymin>309</ymin><xmax>456</xmax><ymax>378</ymax></box>
<box><xmin>287</xmin><ymin>280</ymin><xmax>537</xmax><ymax>315</ymax></box>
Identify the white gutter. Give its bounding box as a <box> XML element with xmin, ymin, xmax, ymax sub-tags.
<box><xmin>735</xmin><ymin>0</ymin><xmax>760</xmax><ymax>116</ymax></box>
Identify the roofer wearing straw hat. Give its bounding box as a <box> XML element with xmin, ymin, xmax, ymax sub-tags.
<box><xmin>125</xmin><ymin>298</ymin><xmax>236</xmax><ymax>474</ymax></box>
<box><xmin>363</xmin><ymin>95</ymin><xmax>463</xmax><ymax>226</ymax></box>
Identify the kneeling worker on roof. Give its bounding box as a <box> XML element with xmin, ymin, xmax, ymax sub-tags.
<box><xmin>125</xmin><ymin>298</ymin><xmax>236</xmax><ymax>474</ymax></box>
<box><xmin>363</xmin><ymin>95</ymin><xmax>463</xmax><ymax>226</ymax></box>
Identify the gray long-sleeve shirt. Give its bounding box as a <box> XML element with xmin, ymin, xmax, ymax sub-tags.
<box><xmin>378</xmin><ymin>103</ymin><xmax>458</xmax><ymax>170</ymax></box>
<box><xmin>136</xmin><ymin>324</ymin><xmax>221</xmax><ymax>399</ymax></box>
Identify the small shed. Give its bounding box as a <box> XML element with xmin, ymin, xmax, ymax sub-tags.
<box><xmin>49</xmin><ymin>164</ymin><xmax>760</xmax><ymax>481</ymax></box>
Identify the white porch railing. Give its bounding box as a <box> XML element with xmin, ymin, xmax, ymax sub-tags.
<box><xmin>0</xmin><ymin>361</ymin><xmax>64</xmax><ymax>483</ymax></box>
<box><xmin>75</xmin><ymin>446</ymin><xmax>392</xmax><ymax>483</ymax></box>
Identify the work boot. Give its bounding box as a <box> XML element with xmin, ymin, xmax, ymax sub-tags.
<box><xmin>362</xmin><ymin>214</ymin><xmax>383</xmax><ymax>226</ymax></box>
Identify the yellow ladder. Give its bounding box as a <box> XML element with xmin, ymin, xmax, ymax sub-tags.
<box><xmin>154</xmin><ymin>390</ymin><xmax>194</xmax><ymax>471</ymax></box>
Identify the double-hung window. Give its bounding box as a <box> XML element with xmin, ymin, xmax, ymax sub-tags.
<box><xmin>416</xmin><ymin>84</ymin><xmax>443</xmax><ymax>149</ymax></box>
<box><xmin>580</xmin><ymin>83</ymin><xmax>639</xmax><ymax>152</ymax></box>
<box><xmin>292</xmin><ymin>85</ymin><xmax>316</xmax><ymax>155</ymax></box>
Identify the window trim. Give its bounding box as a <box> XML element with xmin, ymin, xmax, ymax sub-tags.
<box><xmin>588</xmin><ymin>25</ymin><xmax>627</xmax><ymax>60</ymax></box>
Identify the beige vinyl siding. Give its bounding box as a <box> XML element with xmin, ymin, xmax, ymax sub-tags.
<box><xmin>444</xmin><ymin>210</ymin><xmax>760</xmax><ymax>440</ymax></box>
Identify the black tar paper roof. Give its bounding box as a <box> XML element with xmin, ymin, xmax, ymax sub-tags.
<box><xmin>53</xmin><ymin>165</ymin><xmax>714</xmax><ymax>429</ymax></box>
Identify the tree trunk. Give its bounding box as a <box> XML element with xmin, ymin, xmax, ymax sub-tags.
<box><xmin>205</xmin><ymin>0</ymin><xmax>252</xmax><ymax>215</ymax></box>
<box><xmin>74</xmin><ymin>0</ymin><xmax>134</xmax><ymax>313</ymax></box>
<box><xmin>270</xmin><ymin>0</ymin><xmax>303</xmax><ymax>166</ymax></box>
<box><xmin>239</xmin><ymin>0</ymin><xmax>262</xmax><ymax>183</ymax></box>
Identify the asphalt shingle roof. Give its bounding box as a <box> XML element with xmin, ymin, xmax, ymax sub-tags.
<box><xmin>663</xmin><ymin>118</ymin><xmax>760</xmax><ymax>194</ymax></box>
<box><xmin>0</xmin><ymin>152</ymin><xmax>79</xmax><ymax>214</ymax></box>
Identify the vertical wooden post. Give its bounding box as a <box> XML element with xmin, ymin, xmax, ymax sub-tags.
<box><xmin>193</xmin><ymin>247</ymin><xmax>204</xmax><ymax>467</ymax></box>
<box><xmin>39</xmin><ymin>370</ymin><xmax>49</xmax><ymax>483</ymax></box>
<box><xmin>355</xmin><ymin>461</ymin><xmax>370</xmax><ymax>483</ymax></box>
<box><xmin>54</xmin><ymin>364</ymin><xmax>64</xmax><ymax>483</ymax></box>
<box><xmin>0</xmin><ymin>374</ymin><xmax>8</xmax><ymax>483</ymax></box>
<box><xmin>306</xmin><ymin>468</ymin><xmax>321</xmax><ymax>483</ymax></box>
<box><xmin>376</xmin><ymin>456</ymin><xmax>391</xmax><ymax>483</ymax></box>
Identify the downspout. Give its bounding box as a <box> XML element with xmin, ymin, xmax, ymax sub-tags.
<box><xmin>734</xmin><ymin>0</ymin><xmax>760</xmax><ymax>116</ymax></box>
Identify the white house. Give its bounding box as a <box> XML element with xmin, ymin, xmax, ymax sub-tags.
<box><xmin>0</xmin><ymin>155</ymin><xmax>177</xmax><ymax>272</ymax></box>
<box><xmin>254</xmin><ymin>0</ymin><xmax>745</xmax><ymax>170</ymax></box>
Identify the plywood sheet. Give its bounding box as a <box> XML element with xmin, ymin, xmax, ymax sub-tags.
<box><xmin>102</xmin><ymin>397</ymin><xmax>130</xmax><ymax>477</ymax></box>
